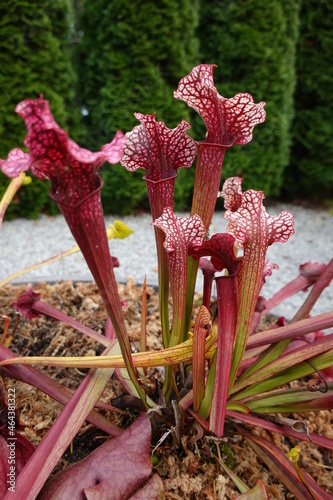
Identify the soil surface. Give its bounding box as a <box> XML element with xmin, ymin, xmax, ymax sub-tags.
<box><xmin>0</xmin><ymin>280</ymin><xmax>332</xmax><ymax>499</ymax></box>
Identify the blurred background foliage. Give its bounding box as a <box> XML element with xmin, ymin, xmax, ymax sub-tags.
<box><xmin>198</xmin><ymin>0</ymin><xmax>300</xmax><ymax>198</ymax></box>
<box><xmin>0</xmin><ymin>0</ymin><xmax>78</xmax><ymax>218</ymax></box>
<box><xmin>0</xmin><ymin>0</ymin><xmax>332</xmax><ymax>218</ymax></box>
<box><xmin>284</xmin><ymin>0</ymin><xmax>333</xmax><ymax>201</ymax></box>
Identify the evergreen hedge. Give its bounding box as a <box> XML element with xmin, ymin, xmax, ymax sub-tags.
<box><xmin>284</xmin><ymin>0</ymin><xmax>333</xmax><ymax>200</ymax></box>
<box><xmin>197</xmin><ymin>0</ymin><xmax>300</xmax><ymax>198</ymax></box>
<box><xmin>0</xmin><ymin>0</ymin><xmax>77</xmax><ymax>218</ymax></box>
<box><xmin>76</xmin><ymin>0</ymin><xmax>199</xmax><ymax>213</ymax></box>
<box><xmin>2</xmin><ymin>1</ymin><xmax>331</xmax><ymax>219</ymax></box>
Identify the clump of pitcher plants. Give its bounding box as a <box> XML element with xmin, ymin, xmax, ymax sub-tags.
<box><xmin>0</xmin><ymin>64</ymin><xmax>333</xmax><ymax>499</ymax></box>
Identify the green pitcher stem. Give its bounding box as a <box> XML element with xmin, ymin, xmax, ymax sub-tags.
<box><xmin>0</xmin><ymin>172</ymin><xmax>26</xmax><ymax>230</ymax></box>
<box><xmin>154</xmin><ymin>229</ymin><xmax>170</xmax><ymax>348</ymax></box>
<box><xmin>182</xmin><ymin>256</ymin><xmax>199</xmax><ymax>342</ymax></box>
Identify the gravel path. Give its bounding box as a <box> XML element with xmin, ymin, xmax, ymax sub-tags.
<box><xmin>1</xmin><ymin>203</ymin><xmax>332</xmax><ymax>321</ymax></box>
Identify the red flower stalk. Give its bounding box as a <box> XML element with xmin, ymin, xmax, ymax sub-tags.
<box><xmin>190</xmin><ymin>233</ymin><xmax>240</xmax><ymax>436</ymax></box>
<box><xmin>13</xmin><ymin>289</ymin><xmax>111</xmax><ymax>347</ymax></box>
<box><xmin>198</xmin><ymin>258</ymin><xmax>217</xmax><ymax>310</ymax></box>
<box><xmin>249</xmin><ymin>260</ymin><xmax>325</xmax><ymax>337</ymax></box>
<box><xmin>222</xmin><ymin>177</ymin><xmax>295</xmax><ymax>387</ymax></box>
<box><xmin>15</xmin><ymin>96</ymin><xmax>146</xmax><ymax>404</ymax></box>
<box><xmin>261</xmin><ymin>261</ymin><xmax>328</xmax><ymax>317</ymax></box>
<box><xmin>121</xmin><ymin>113</ymin><xmax>196</xmax><ymax>347</ymax></box>
<box><xmin>174</xmin><ymin>65</ymin><xmax>266</xmax><ymax>340</ymax></box>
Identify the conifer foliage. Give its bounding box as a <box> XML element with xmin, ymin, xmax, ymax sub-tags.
<box><xmin>2</xmin><ymin>1</ymin><xmax>332</xmax><ymax>218</ymax></box>
<box><xmin>285</xmin><ymin>0</ymin><xmax>333</xmax><ymax>200</ymax></box>
<box><xmin>198</xmin><ymin>0</ymin><xmax>300</xmax><ymax>197</ymax></box>
<box><xmin>76</xmin><ymin>0</ymin><xmax>199</xmax><ymax>213</ymax></box>
<box><xmin>0</xmin><ymin>0</ymin><xmax>77</xmax><ymax>217</ymax></box>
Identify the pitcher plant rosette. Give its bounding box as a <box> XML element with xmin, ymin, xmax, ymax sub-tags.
<box><xmin>1</xmin><ymin>64</ymin><xmax>333</xmax><ymax>499</ymax></box>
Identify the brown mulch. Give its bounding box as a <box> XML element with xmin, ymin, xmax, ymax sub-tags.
<box><xmin>0</xmin><ymin>279</ymin><xmax>332</xmax><ymax>499</ymax></box>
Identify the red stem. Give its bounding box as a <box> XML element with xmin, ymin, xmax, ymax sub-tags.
<box><xmin>209</xmin><ymin>275</ymin><xmax>238</xmax><ymax>437</ymax></box>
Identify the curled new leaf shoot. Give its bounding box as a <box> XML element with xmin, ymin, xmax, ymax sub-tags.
<box><xmin>198</xmin><ymin>258</ymin><xmax>217</xmax><ymax>310</ymax></box>
<box><xmin>193</xmin><ymin>305</ymin><xmax>210</xmax><ymax>412</ymax></box>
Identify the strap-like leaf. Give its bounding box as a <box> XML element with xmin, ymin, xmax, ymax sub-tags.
<box><xmin>238</xmin><ymin>430</ymin><xmax>331</xmax><ymax>500</ymax></box>
<box><xmin>226</xmin><ymin>410</ymin><xmax>333</xmax><ymax>451</ymax></box>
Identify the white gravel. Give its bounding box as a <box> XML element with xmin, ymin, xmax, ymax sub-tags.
<box><xmin>1</xmin><ymin>203</ymin><xmax>332</xmax><ymax>322</ymax></box>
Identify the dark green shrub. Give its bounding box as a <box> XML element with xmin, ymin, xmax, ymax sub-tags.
<box><xmin>101</xmin><ymin>159</ymin><xmax>196</xmax><ymax>215</ymax></box>
<box><xmin>0</xmin><ymin>0</ymin><xmax>77</xmax><ymax>218</ymax></box>
<box><xmin>197</xmin><ymin>0</ymin><xmax>300</xmax><ymax>197</ymax></box>
<box><xmin>101</xmin><ymin>167</ymin><xmax>148</xmax><ymax>215</ymax></box>
<box><xmin>76</xmin><ymin>0</ymin><xmax>199</xmax><ymax>213</ymax></box>
<box><xmin>0</xmin><ymin>176</ymin><xmax>59</xmax><ymax>220</ymax></box>
<box><xmin>284</xmin><ymin>0</ymin><xmax>333</xmax><ymax>200</ymax></box>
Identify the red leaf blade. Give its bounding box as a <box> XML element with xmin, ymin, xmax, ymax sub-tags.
<box><xmin>39</xmin><ymin>415</ymin><xmax>152</xmax><ymax>500</ymax></box>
